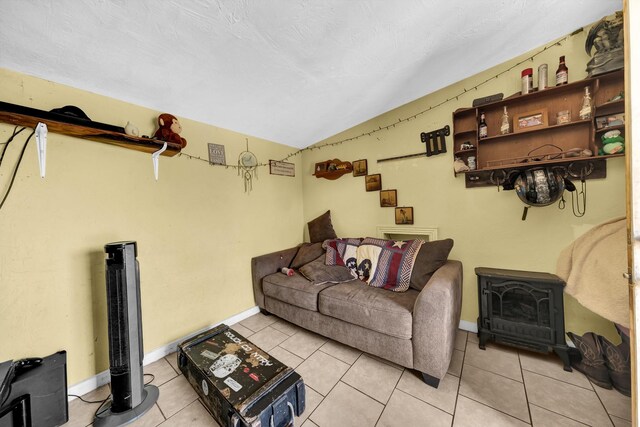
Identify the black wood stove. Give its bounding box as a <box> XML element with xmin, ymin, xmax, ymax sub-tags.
<box><xmin>476</xmin><ymin>267</ymin><xmax>571</xmax><ymax>371</ymax></box>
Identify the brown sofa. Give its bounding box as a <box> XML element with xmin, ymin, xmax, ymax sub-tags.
<box><xmin>251</xmin><ymin>244</ymin><xmax>463</xmax><ymax>388</ymax></box>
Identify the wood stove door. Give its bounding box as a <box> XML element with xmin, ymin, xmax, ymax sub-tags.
<box><xmin>484</xmin><ymin>279</ymin><xmax>555</xmax><ymax>345</ymax></box>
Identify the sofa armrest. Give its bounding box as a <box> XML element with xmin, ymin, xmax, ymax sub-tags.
<box><xmin>251</xmin><ymin>246</ymin><xmax>300</xmax><ymax>309</ymax></box>
<box><xmin>412</xmin><ymin>260</ymin><xmax>463</xmax><ymax>380</ymax></box>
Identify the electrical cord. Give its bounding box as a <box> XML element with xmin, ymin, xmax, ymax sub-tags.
<box><xmin>0</xmin><ymin>126</ymin><xmax>26</xmax><ymax>168</ymax></box>
<box><xmin>0</xmin><ymin>129</ymin><xmax>35</xmax><ymax>211</ymax></box>
<box><xmin>69</xmin><ymin>373</ymin><xmax>156</xmax><ymax>419</ymax></box>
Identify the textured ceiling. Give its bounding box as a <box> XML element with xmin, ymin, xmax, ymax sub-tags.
<box><xmin>0</xmin><ymin>0</ymin><xmax>621</xmax><ymax>148</ymax></box>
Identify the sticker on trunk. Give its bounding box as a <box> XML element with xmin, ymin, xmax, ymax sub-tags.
<box><xmin>224</xmin><ymin>377</ymin><xmax>243</xmax><ymax>392</ymax></box>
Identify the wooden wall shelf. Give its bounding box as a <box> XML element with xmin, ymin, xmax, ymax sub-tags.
<box><xmin>314</xmin><ymin>159</ymin><xmax>353</xmax><ymax>180</ymax></box>
<box><xmin>452</xmin><ymin>69</ymin><xmax>624</xmax><ymax>188</ymax></box>
<box><xmin>0</xmin><ymin>101</ymin><xmax>182</xmax><ymax>157</ymax></box>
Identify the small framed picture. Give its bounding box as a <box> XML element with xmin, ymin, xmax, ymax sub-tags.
<box><xmin>315</xmin><ymin>162</ymin><xmax>327</xmax><ymax>174</ymax></box>
<box><xmin>353</xmin><ymin>159</ymin><xmax>368</xmax><ymax>177</ymax></box>
<box><xmin>380</xmin><ymin>190</ymin><xmax>397</xmax><ymax>207</ymax></box>
<box><xmin>395</xmin><ymin>207</ymin><xmax>414</xmax><ymax>225</ymax></box>
<box><xmin>514</xmin><ymin>108</ymin><xmax>548</xmax><ymax>133</ymax></box>
<box><xmin>208</xmin><ymin>143</ymin><xmax>226</xmax><ymax>165</ymax></box>
<box><xmin>365</xmin><ymin>174</ymin><xmax>382</xmax><ymax>192</ymax></box>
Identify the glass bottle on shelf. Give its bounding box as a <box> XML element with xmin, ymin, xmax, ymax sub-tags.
<box><xmin>500</xmin><ymin>106</ymin><xmax>510</xmax><ymax>135</ymax></box>
<box><xmin>579</xmin><ymin>86</ymin><xmax>592</xmax><ymax>120</ymax></box>
<box><xmin>556</xmin><ymin>56</ymin><xmax>568</xmax><ymax>86</ymax></box>
<box><xmin>479</xmin><ymin>111</ymin><xmax>488</xmax><ymax>139</ymax></box>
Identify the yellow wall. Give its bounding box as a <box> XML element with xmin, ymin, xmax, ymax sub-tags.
<box><xmin>301</xmin><ymin>28</ymin><xmax>625</xmax><ymax>340</ymax></box>
<box><xmin>0</xmin><ymin>68</ymin><xmax>304</xmax><ymax>385</ymax></box>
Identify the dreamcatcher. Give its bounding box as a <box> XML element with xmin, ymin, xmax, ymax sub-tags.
<box><xmin>238</xmin><ymin>138</ymin><xmax>258</xmax><ymax>193</ymax></box>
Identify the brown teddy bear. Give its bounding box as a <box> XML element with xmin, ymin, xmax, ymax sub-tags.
<box><xmin>153</xmin><ymin>113</ymin><xmax>187</xmax><ymax>148</ymax></box>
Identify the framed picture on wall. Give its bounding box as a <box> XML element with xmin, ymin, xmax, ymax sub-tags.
<box><xmin>380</xmin><ymin>189</ymin><xmax>397</xmax><ymax>207</ymax></box>
<box><xmin>395</xmin><ymin>207</ymin><xmax>414</xmax><ymax>225</ymax></box>
<box><xmin>353</xmin><ymin>159</ymin><xmax>368</xmax><ymax>177</ymax></box>
<box><xmin>365</xmin><ymin>174</ymin><xmax>381</xmax><ymax>192</ymax></box>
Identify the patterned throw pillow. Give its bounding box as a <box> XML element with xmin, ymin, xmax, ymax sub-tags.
<box><xmin>323</xmin><ymin>238</ymin><xmax>362</xmax><ymax>276</ymax></box>
<box><xmin>356</xmin><ymin>237</ymin><xmax>425</xmax><ymax>292</ymax></box>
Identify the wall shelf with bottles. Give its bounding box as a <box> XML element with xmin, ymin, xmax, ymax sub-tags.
<box><xmin>452</xmin><ymin>69</ymin><xmax>624</xmax><ymax>187</ymax></box>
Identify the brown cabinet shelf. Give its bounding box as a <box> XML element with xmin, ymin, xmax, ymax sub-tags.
<box><xmin>595</xmin><ymin>99</ymin><xmax>624</xmax><ymax>116</ymax></box>
<box><xmin>454</xmin><ymin>129</ymin><xmax>477</xmax><ymax>137</ymax></box>
<box><xmin>595</xmin><ymin>124</ymin><xmax>625</xmax><ymax>134</ymax></box>
<box><xmin>452</xmin><ymin>69</ymin><xmax>624</xmax><ymax>188</ymax></box>
<box><xmin>478</xmin><ymin>119</ymin><xmax>591</xmax><ymax>143</ymax></box>
<box><xmin>0</xmin><ymin>101</ymin><xmax>181</xmax><ymax>157</ymax></box>
<box><xmin>454</xmin><ymin>148</ymin><xmax>477</xmax><ymax>156</ymax></box>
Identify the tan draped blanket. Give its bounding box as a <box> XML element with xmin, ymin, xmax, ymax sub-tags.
<box><xmin>556</xmin><ymin>217</ymin><xmax>629</xmax><ymax>328</ymax></box>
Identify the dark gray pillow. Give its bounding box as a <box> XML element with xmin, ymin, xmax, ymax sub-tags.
<box><xmin>299</xmin><ymin>255</ymin><xmax>356</xmax><ymax>285</ymax></box>
<box><xmin>409</xmin><ymin>239</ymin><xmax>454</xmax><ymax>291</ymax></box>
<box><xmin>307</xmin><ymin>210</ymin><xmax>337</xmax><ymax>243</ymax></box>
<box><xmin>290</xmin><ymin>242</ymin><xmax>325</xmax><ymax>269</ymax></box>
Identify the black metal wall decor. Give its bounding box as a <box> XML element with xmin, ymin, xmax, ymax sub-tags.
<box><xmin>420</xmin><ymin>125</ymin><xmax>449</xmax><ymax>157</ymax></box>
<box><xmin>377</xmin><ymin>124</ymin><xmax>450</xmax><ymax>163</ymax></box>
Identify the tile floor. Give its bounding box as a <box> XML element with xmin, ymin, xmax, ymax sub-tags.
<box><xmin>69</xmin><ymin>313</ymin><xmax>632</xmax><ymax>426</ymax></box>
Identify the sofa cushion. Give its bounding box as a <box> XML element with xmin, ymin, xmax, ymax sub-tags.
<box><xmin>410</xmin><ymin>238</ymin><xmax>454</xmax><ymax>291</ymax></box>
<box><xmin>318</xmin><ymin>281</ymin><xmax>419</xmax><ymax>339</ymax></box>
<box><xmin>299</xmin><ymin>255</ymin><xmax>356</xmax><ymax>285</ymax></box>
<box><xmin>356</xmin><ymin>237</ymin><xmax>424</xmax><ymax>292</ymax></box>
<box><xmin>290</xmin><ymin>242</ymin><xmax>325</xmax><ymax>269</ymax></box>
<box><xmin>307</xmin><ymin>210</ymin><xmax>338</xmax><ymax>243</ymax></box>
<box><xmin>262</xmin><ymin>271</ymin><xmax>345</xmax><ymax>312</ymax></box>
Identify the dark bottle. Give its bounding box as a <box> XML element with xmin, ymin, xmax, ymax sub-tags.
<box><xmin>479</xmin><ymin>112</ymin><xmax>488</xmax><ymax>138</ymax></box>
<box><xmin>556</xmin><ymin>56</ymin><xmax>568</xmax><ymax>86</ymax></box>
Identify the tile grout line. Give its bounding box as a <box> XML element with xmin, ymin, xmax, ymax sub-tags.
<box><xmin>463</xmin><ymin>360</ymin><xmax>525</xmax><ymax>384</ymax></box>
<box><xmin>459</xmin><ymin>394</ymin><xmax>533</xmax><ymax>425</ymax></box>
<box><xmin>392</xmin><ymin>383</ymin><xmax>456</xmax><ymax>419</ymax></box>
<box><xmin>528</xmin><ymin>403</ymin><xmax>591</xmax><ymax>426</ymax></box>
<box><xmin>588</xmin><ymin>379</ymin><xmax>619</xmax><ymax>427</ymax></box>
<box><xmin>517</xmin><ymin>350</ymin><xmax>533</xmax><ymax>425</ymax></box>
<box><xmin>302</xmin><ymin>346</ymin><xmax>345</xmax><ymax>425</ymax></box>
<box><xmin>520</xmin><ymin>366</ymin><xmax>593</xmax><ymax>391</ymax></box>
<box><xmin>458</xmin><ymin>334</ymin><xmax>532</xmax><ymax>425</ymax></box>
<box><xmin>451</xmin><ymin>332</ymin><xmax>469</xmax><ymax>426</ymax></box>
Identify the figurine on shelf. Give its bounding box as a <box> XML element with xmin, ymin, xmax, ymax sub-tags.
<box><xmin>579</xmin><ymin>87</ymin><xmax>593</xmax><ymax>120</ymax></box>
<box><xmin>124</xmin><ymin>121</ymin><xmax>140</xmax><ymax>136</ymax></box>
<box><xmin>453</xmin><ymin>157</ymin><xmax>470</xmax><ymax>173</ymax></box>
<box><xmin>153</xmin><ymin>113</ymin><xmax>187</xmax><ymax>148</ymax></box>
<box><xmin>585</xmin><ymin>11</ymin><xmax>624</xmax><ymax>77</ymax></box>
<box><xmin>500</xmin><ymin>106</ymin><xmax>510</xmax><ymax>135</ymax></box>
<box><xmin>600</xmin><ymin>129</ymin><xmax>624</xmax><ymax>155</ymax></box>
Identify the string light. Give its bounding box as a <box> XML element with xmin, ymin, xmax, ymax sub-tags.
<box><xmin>179</xmin><ymin>32</ymin><xmax>576</xmax><ymax>169</ymax></box>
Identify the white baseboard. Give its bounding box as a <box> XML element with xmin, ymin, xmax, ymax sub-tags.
<box><xmin>459</xmin><ymin>319</ymin><xmax>478</xmax><ymax>333</ymax></box>
<box><xmin>68</xmin><ymin>305</ymin><xmax>261</xmax><ymax>400</ymax></box>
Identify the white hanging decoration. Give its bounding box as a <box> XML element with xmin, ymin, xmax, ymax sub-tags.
<box><xmin>238</xmin><ymin>138</ymin><xmax>258</xmax><ymax>193</ymax></box>
<box><xmin>151</xmin><ymin>142</ymin><xmax>168</xmax><ymax>181</ymax></box>
<box><xmin>35</xmin><ymin>122</ymin><xmax>47</xmax><ymax>178</ymax></box>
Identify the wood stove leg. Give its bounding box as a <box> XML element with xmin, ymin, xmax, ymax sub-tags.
<box><xmin>478</xmin><ymin>331</ymin><xmax>490</xmax><ymax>350</ymax></box>
<box><xmin>421</xmin><ymin>372</ymin><xmax>440</xmax><ymax>388</ymax></box>
<box><xmin>553</xmin><ymin>346</ymin><xmax>573</xmax><ymax>372</ymax></box>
